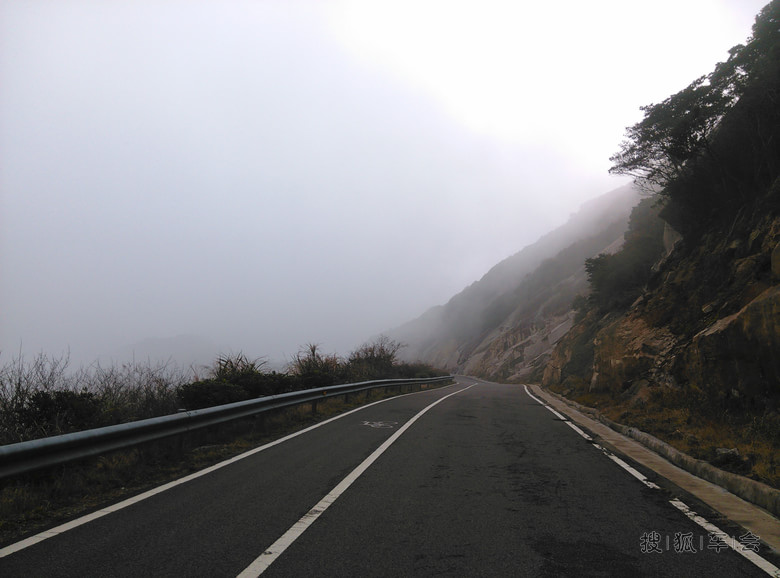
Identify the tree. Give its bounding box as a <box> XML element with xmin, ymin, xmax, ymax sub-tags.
<box><xmin>609</xmin><ymin>1</ymin><xmax>779</xmax><ymax>198</ymax></box>
<box><xmin>608</xmin><ymin>76</ymin><xmax>732</xmax><ymax>193</ymax></box>
<box><xmin>584</xmin><ymin>198</ymin><xmax>666</xmax><ymax>313</ymax></box>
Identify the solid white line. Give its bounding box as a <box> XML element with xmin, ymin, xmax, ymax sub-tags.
<box><xmin>523</xmin><ymin>385</ymin><xmax>579</xmax><ymax>428</ymax></box>
<box><xmin>0</xmin><ymin>384</ymin><xmax>457</xmax><ymax>559</ymax></box>
<box><xmin>669</xmin><ymin>498</ymin><xmax>780</xmax><ymax>576</ymax></box>
<box><xmin>522</xmin><ymin>384</ymin><xmax>545</xmax><ymax>405</ymax></box>
<box><xmin>236</xmin><ymin>384</ymin><xmax>477</xmax><ymax>577</ymax></box>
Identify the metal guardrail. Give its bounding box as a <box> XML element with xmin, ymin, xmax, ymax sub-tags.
<box><xmin>0</xmin><ymin>376</ymin><xmax>452</xmax><ymax>479</ymax></box>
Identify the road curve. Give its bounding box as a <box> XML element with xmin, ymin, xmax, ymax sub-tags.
<box><xmin>0</xmin><ymin>377</ymin><xmax>773</xmax><ymax>576</ymax></box>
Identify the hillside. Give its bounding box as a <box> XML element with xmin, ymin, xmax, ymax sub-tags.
<box><xmin>389</xmin><ymin>183</ymin><xmax>641</xmax><ymax>377</ymax></box>
<box><xmin>391</xmin><ymin>1</ymin><xmax>780</xmax><ymax>488</ymax></box>
<box><xmin>542</xmin><ymin>1</ymin><xmax>780</xmax><ymax>487</ymax></box>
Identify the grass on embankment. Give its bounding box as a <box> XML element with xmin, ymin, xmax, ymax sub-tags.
<box><xmin>561</xmin><ymin>387</ymin><xmax>780</xmax><ymax>491</ymax></box>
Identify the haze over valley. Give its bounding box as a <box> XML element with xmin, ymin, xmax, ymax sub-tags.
<box><xmin>0</xmin><ymin>0</ymin><xmax>767</xmax><ymax>368</ymax></box>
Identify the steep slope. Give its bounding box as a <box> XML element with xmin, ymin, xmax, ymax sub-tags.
<box><xmin>544</xmin><ymin>188</ymin><xmax>780</xmax><ymax>406</ymax></box>
<box><xmin>389</xmin><ymin>184</ymin><xmax>640</xmax><ymax>376</ymax></box>
<box><xmin>542</xmin><ymin>2</ymin><xmax>780</xmax><ymax>487</ymax></box>
<box><xmin>544</xmin><ymin>0</ymin><xmax>780</xmax><ymax>411</ymax></box>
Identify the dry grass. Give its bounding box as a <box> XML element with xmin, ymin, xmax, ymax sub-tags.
<box><xmin>568</xmin><ymin>389</ymin><xmax>780</xmax><ymax>490</ymax></box>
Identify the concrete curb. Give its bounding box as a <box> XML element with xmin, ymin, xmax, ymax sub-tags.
<box><xmin>538</xmin><ymin>386</ymin><xmax>780</xmax><ymax>519</ymax></box>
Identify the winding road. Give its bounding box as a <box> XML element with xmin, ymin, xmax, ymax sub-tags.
<box><xmin>1</xmin><ymin>377</ymin><xmax>777</xmax><ymax>576</ymax></box>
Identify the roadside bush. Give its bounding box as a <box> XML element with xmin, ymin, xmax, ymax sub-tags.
<box><xmin>14</xmin><ymin>390</ymin><xmax>104</xmax><ymax>440</ymax></box>
<box><xmin>242</xmin><ymin>372</ymin><xmax>294</xmax><ymax>397</ymax></box>
<box><xmin>0</xmin><ymin>345</ymin><xmax>449</xmax><ymax>444</ymax></box>
<box><xmin>288</xmin><ymin>344</ymin><xmax>348</xmax><ymax>389</ymax></box>
<box><xmin>0</xmin><ymin>353</ymin><xmax>187</xmax><ymax>444</ymax></box>
<box><xmin>393</xmin><ymin>361</ymin><xmax>447</xmax><ymax>379</ymax></box>
<box><xmin>346</xmin><ymin>336</ymin><xmax>404</xmax><ymax>381</ymax></box>
<box><xmin>176</xmin><ymin>379</ymin><xmax>248</xmax><ymax>410</ymax></box>
<box><xmin>81</xmin><ymin>361</ymin><xmax>184</xmax><ymax>423</ymax></box>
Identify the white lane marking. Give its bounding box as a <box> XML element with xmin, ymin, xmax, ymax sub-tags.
<box><xmin>523</xmin><ymin>385</ymin><xmax>780</xmax><ymax>575</ymax></box>
<box><xmin>669</xmin><ymin>498</ymin><xmax>780</xmax><ymax>576</ymax></box>
<box><xmin>564</xmin><ymin>421</ymin><xmax>593</xmax><ymax>441</ymax></box>
<box><xmin>597</xmin><ymin>446</ymin><xmax>661</xmax><ymax>490</ymax></box>
<box><xmin>524</xmin><ymin>385</ymin><xmax>581</xmax><ymax>430</ymax></box>
<box><xmin>523</xmin><ymin>385</ymin><xmax>657</xmax><ymax>488</ymax></box>
<box><xmin>0</xmin><ymin>383</ymin><xmax>459</xmax><ymax>560</ymax></box>
<box><xmin>545</xmin><ymin>406</ymin><xmax>569</xmax><ymax>421</ymax></box>
<box><xmin>361</xmin><ymin>421</ymin><xmax>398</xmax><ymax>429</ymax></box>
<box><xmin>522</xmin><ymin>385</ymin><xmax>545</xmax><ymax>405</ymax></box>
<box><xmin>237</xmin><ymin>384</ymin><xmax>477</xmax><ymax>577</ymax></box>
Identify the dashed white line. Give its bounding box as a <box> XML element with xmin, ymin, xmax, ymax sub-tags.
<box><xmin>670</xmin><ymin>499</ymin><xmax>780</xmax><ymax>576</ymax></box>
<box><xmin>524</xmin><ymin>385</ymin><xmax>659</xmax><ymax>488</ymax></box>
<box><xmin>237</xmin><ymin>384</ymin><xmax>477</xmax><ymax>577</ymax></box>
<box><xmin>563</xmin><ymin>420</ymin><xmax>593</xmax><ymax>441</ymax></box>
<box><xmin>523</xmin><ymin>384</ymin><xmax>780</xmax><ymax>575</ymax></box>
<box><xmin>596</xmin><ymin>445</ymin><xmax>661</xmax><ymax>490</ymax></box>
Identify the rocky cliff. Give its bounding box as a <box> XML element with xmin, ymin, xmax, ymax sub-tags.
<box><xmin>389</xmin><ymin>184</ymin><xmax>640</xmax><ymax>379</ymax></box>
<box><xmin>543</xmin><ymin>188</ymin><xmax>780</xmax><ymax>413</ymax></box>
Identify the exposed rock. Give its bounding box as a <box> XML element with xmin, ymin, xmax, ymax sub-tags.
<box><xmin>683</xmin><ymin>285</ymin><xmax>780</xmax><ymax>404</ymax></box>
<box><xmin>588</xmin><ymin>315</ymin><xmax>677</xmax><ymax>394</ymax></box>
<box><xmin>388</xmin><ymin>185</ymin><xmax>641</xmax><ymax>379</ymax></box>
<box><xmin>663</xmin><ymin>222</ymin><xmax>682</xmax><ymax>255</ymax></box>
<box><xmin>543</xmin><ymin>209</ymin><xmax>780</xmax><ymax>411</ymax></box>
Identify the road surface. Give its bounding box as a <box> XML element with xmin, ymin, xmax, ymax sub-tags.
<box><xmin>1</xmin><ymin>377</ymin><xmax>776</xmax><ymax>576</ymax></box>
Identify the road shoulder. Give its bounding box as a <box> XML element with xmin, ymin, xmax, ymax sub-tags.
<box><xmin>527</xmin><ymin>383</ymin><xmax>780</xmax><ymax>556</ymax></box>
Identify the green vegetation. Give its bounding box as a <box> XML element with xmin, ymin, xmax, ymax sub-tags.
<box><xmin>0</xmin><ymin>337</ymin><xmax>445</xmax><ymax>444</ymax></box>
<box><xmin>577</xmin><ymin>0</ymin><xmax>778</xmax><ymax>319</ymax></box>
<box><xmin>0</xmin><ymin>355</ymin><xmax>184</xmax><ymax>444</ymax></box>
<box><xmin>584</xmin><ymin>198</ymin><xmax>666</xmax><ymax>313</ymax></box>
<box><xmin>610</xmin><ymin>1</ymin><xmax>780</xmax><ymax>236</ymax></box>
<box><xmin>551</xmin><ymin>1</ymin><xmax>780</xmax><ymax>489</ymax></box>
<box><xmin>0</xmin><ymin>340</ymin><xmax>447</xmax><ymax>543</ymax></box>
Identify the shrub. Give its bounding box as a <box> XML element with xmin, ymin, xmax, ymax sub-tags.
<box><xmin>177</xmin><ymin>379</ymin><xmax>248</xmax><ymax>410</ymax></box>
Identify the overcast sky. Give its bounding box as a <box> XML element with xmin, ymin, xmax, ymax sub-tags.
<box><xmin>0</xmin><ymin>0</ymin><xmax>768</xmax><ymax>367</ymax></box>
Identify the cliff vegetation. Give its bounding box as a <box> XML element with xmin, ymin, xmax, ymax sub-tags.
<box><xmin>543</xmin><ymin>1</ymin><xmax>780</xmax><ymax>488</ymax></box>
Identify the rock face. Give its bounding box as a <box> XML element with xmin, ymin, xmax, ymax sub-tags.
<box><xmin>389</xmin><ymin>185</ymin><xmax>640</xmax><ymax>379</ymax></box>
<box><xmin>462</xmin><ymin>312</ymin><xmax>575</xmax><ymax>382</ymax></box>
<box><xmin>588</xmin><ymin>314</ymin><xmax>677</xmax><ymax>394</ymax></box>
<box><xmin>543</xmin><ymin>206</ymin><xmax>780</xmax><ymax>410</ymax></box>
<box><xmin>684</xmin><ymin>285</ymin><xmax>780</xmax><ymax>405</ymax></box>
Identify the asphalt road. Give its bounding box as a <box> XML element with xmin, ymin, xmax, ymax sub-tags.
<box><xmin>0</xmin><ymin>377</ymin><xmax>773</xmax><ymax>576</ymax></box>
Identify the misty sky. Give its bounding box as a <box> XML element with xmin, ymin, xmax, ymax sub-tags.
<box><xmin>0</xmin><ymin>0</ymin><xmax>768</xmax><ymax>367</ymax></box>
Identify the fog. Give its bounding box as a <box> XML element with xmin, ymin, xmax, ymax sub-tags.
<box><xmin>0</xmin><ymin>0</ymin><xmax>766</xmax><ymax>367</ymax></box>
